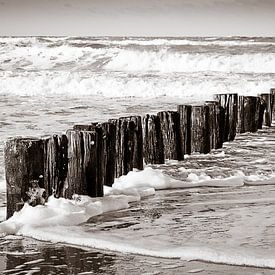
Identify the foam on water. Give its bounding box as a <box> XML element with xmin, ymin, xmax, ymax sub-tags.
<box><xmin>6</xmin><ymin>226</ymin><xmax>275</xmax><ymax>269</ymax></box>
<box><xmin>86</xmin><ymin>37</ymin><xmax>275</xmax><ymax>47</ymax></box>
<box><xmin>1</xmin><ymin>168</ymin><xmax>275</xmax><ymax>268</ymax></box>
<box><xmin>0</xmin><ymin>168</ymin><xmax>244</xmax><ymax>226</ymax></box>
<box><xmin>0</xmin><ymin>70</ymin><xmax>273</xmax><ymax>99</ymax></box>
<box><xmin>105</xmin><ymin>50</ymin><xmax>275</xmax><ymax>74</ymax></box>
<box><xmin>0</xmin><ymin>37</ymin><xmax>275</xmax><ymax>100</ymax></box>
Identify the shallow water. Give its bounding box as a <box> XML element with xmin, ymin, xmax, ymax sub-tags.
<box><xmin>1</xmin><ymin>127</ymin><xmax>275</xmax><ymax>273</ymax></box>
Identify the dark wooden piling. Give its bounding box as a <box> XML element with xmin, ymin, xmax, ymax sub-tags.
<box><xmin>44</xmin><ymin>134</ymin><xmax>68</xmax><ymax>198</ymax></box>
<box><xmin>101</xmin><ymin>122</ymin><xmax>116</xmax><ymax>186</ymax></box>
<box><xmin>5</xmin><ymin>138</ymin><xmax>45</xmax><ymax>218</ymax></box>
<box><xmin>260</xmin><ymin>93</ymin><xmax>272</xmax><ymax>127</ymax></box>
<box><xmin>270</xmin><ymin>89</ymin><xmax>275</xmax><ymax>122</ymax></box>
<box><xmin>237</xmin><ymin>96</ymin><xmax>260</xmax><ymax>133</ymax></box>
<box><xmin>214</xmin><ymin>94</ymin><xmax>238</xmax><ymax>142</ymax></box>
<box><xmin>109</xmin><ymin>116</ymin><xmax>143</xmax><ymax>178</ymax></box>
<box><xmin>157</xmin><ymin>111</ymin><xmax>182</xmax><ymax>160</ymax></box>
<box><xmin>66</xmin><ymin>130</ymin><xmax>104</xmax><ymax>198</ymax></box>
<box><xmin>73</xmin><ymin>123</ymin><xmax>116</xmax><ymax>187</ymax></box>
<box><xmin>205</xmin><ymin>101</ymin><xmax>224</xmax><ymax>149</ymax></box>
<box><xmin>143</xmin><ymin>114</ymin><xmax>165</xmax><ymax>164</ymax></box>
<box><xmin>258</xmin><ymin>96</ymin><xmax>267</xmax><ymax>129</ymax></box>
<box><xmin>177</xmin><ymin>105</ymin><xmax>192</xmax><ymax>155</ymax></box>
<box><xmin>127</xmin><ymin>116</ymin><xmax>143</xmax><ymax>171</ymax></box>
<box><xmin>191</xmin><ymin>105</ymin><xmax>211</xmax><ymax>154</ymax></box>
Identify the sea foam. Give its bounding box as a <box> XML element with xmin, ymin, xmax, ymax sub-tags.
<box><xmin>1</xmin><ymin>168</ymin><xmax>275</xmax><ymax>268</ymax></box>
<box><xmin>1</xmin><ymin>37</ymin><xmax>275</xmax><ymax>99</ymax></box>
<box><xmin>0</xmin><ymin>167</ymin><xmax>244</xmax><ymax>231</ymax></box>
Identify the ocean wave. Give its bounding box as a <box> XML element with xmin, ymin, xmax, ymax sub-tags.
<box><xmin>2</xmin><ymin>37</ymin><xmax>274</xmax><ymax>47</ymax></box>
<box><xmin>93</xmin><ymin>38</ymin><xmax>275</xmax><ymax>47</ymax></box>
<box><xmin>105</xmin><ymin>49</ymin><xmax>275</xmax><ymax>73</ymax></box>
<box><xmin>0</xmin><ymin>70</ymin><xmax>273</xmax><ymax>99</ymax></box>
<box><xmin>1</xmin><ymin>38</ymin><xmax>275</xmax><ymax>74</ymax></box>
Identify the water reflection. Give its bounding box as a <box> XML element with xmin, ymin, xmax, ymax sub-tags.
<box><xmin>1</xmin><ymin>238</ymin><xmax>116</xmax><ymax>274</ymax></box>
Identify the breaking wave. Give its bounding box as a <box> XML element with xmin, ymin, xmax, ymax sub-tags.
<box><xmin>105</xmin><ymin>50</ymin><xmax>275</xmax><ymax>74</ymax></box>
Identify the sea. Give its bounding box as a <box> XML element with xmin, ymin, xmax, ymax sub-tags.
<box><xmin>1</xmin><ymin>36</ymin><xmax>275</xmax><ymax>274</ymax></box>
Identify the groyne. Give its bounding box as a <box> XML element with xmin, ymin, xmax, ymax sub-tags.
<box><xmin>4</xmin><ymin>90</ymin><xmax>275</xmax><ymax>218</ymax></box>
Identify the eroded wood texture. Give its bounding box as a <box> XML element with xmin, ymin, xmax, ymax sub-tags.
<box><xmin>271</xmin><ymin>88</ymin><xmax>275</xmax><ymax>121</ymax></box>
<box><xmin>44</xmin><ymin>134</ymin><xmax>68</xmax><ymax>198</ymax></box>
<box><xmin>260</xmin><ymin>93</ymin><xmax>272</xmax><ymax>127</ymax></box>
<box><xmin>177</xmin><ymin>105</ymin><xmax>192</xmax><ymax>156</ymax></box>
<box><xmin>66</xmin><ymin>130</ymin><xmax>104</xmax><ymax>198</ymax></box>
<box><xmin>215</xmin><ymin>93</ymin><xmax>238</xmax><ymax>142</ymax></box>
<box><xmin>237</xmin><ymin>96</ymin><xmax>260</xmax><ymax>133</ymax></box>
<box><xmin>258</xmin><ymin>96</ymin><xmax>267</xmax><ymax>129</ymax></box>
<box><xmin>101</xmin><ymin>122</ymin><xmax>116</xmax><ymax>186</ymax></box>
<box><xmin>73</xmin><ymin>123</ymin><xmax>116</xmax><ymax>186</ymax></box>
<box><xmin>109</xmin><ymin>116</ymin><xmax>143</xmax><ymax>178</ymax></box>
<box><xmin>157</xmin><ymin>111</ymin><xmax>182</xmax><ymax>160</ymax></box>
<box><xmin>205</xmin><ymin>101</ymin><xmax>224</xmax><ymax>149</ymax></box>
<box><xmin>191</xmin><ymin>105</ymin><xmax>210</xmax><ymax>154</ymax></box>
<box><xmin>5</xmin><ymin>138</ymin><xmax>45</xmax><ymax>218</ymax></box>
<box><xmin>143</xmin><ymin>114</ymin><xmax>164</xmax><ymax>164</ymax></box>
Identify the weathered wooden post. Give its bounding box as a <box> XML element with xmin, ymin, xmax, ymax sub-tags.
<box><xmin>73</xmin><ymin>123</ymin><xmax>116</xmax><ymax>187</ymax></box>
<box><xmin>191</xmin><ymin>105</ymin><xmax>211</xmax><ymax>154</ymax></box>
<box><xmin>205</xmin><ymin>101</ymin><xmax>225</xmax><ymax>149</ymax></box>
<box><xmin>214</xmin><ymin>93</ymin><xmax>238</xmax><ymax>142</ymax></box>
<box><xmin>271</xmin><ymin>88</ymin><xmax>275</xmax><ymax>121</ymax></box>
<box><xmin>177</xmin><ymin>105</ymin><xmax>192</xmax><ymax>156</ymax></box>
<box><xmin>143</xmin><ymin>114</ymin><xmax>165</xmax><ymax>164</ymax></box>
<box><xmin>66</xmin><ymin>130</ymin><xmax>104</xmax><ymax>198</ymax></box>
<box><xmin>237</xmin><ymin>96</ymin><xmax>260</xmax><ymax>133</ymax></box>
<box><xmin>109</xmin><ymin>116</ymin><xmax>143</xmax><ymax>178</ymax></box>
<box><xmin>101</xmin><ymin>122</ymin><xmax>116</xmax><ymax>187</ymax></box>
<box><xmin>217</xmin><ymin>105</ymin><xmax>226</xmax><ymax>148</ymax></box>
<box><xmin>258</xmin><ymin>96</ymin><xmax>267</xmax><ymax>129</ymax></box>
<box><xmin>157</xmin><ymin>111</ymin><xmax>182</xmax><ymax>160</ymax></box>
<box><xmin>5</xmin><ymin>138</ymin><xmax>45</xmax><ymax>218</ymax></box>
<box><xmin>44</xmin><ymin>134</ymin><xmax>68</xmax><ymax>198</ymax></box>
<box><xmin>127</xmin><ymin>116</ymin><xmax>143</xmax><ymax>171</ymax></box>
<box><xmin>260</xmin><ymin>94</ymin><xmax>272</xmax><ymax>127</ymax></box>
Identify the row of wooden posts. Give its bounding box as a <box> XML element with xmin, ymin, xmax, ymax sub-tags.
<box><xmin>4</xmin><ymin>90</ymin><xmax>275</xmax><ymax>218</ymax></box>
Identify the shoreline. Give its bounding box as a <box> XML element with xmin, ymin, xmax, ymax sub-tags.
<box><xmin>0</xmin><ymin>236</ymin><xmax>274</xmax><ymax>274</ymax></box>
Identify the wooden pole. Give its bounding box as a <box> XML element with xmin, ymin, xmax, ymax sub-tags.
<box><xmin>157</xmin><ymin>111</ymin><xmax>182</xmax><ymax>160</ymax></box>
<box><xmin>214</xmin><ymin>93</ymin><xmax>238</xmax><ymax>142</ymax></box>
<box><xmin>257</xmin><ymin>96</ymin><xmax>266</xmax><ymax>129</ymax></box>
<box><xmin>44</xmin><ymin>134</ymin><xmax>68</xmax><ymax>198</ymax></box>
<box><xmin>66</xmin><ymin>130</ymin><xmax>104</xmax><ymax>198</ymax></box>
<box><xmin>143</xmin><ymin>114</ymin><xmax>165</xmax><ymax>164</ymax></box>
<box><xmin>259</xmin><ymin>93</ymin><xmax>272</xmax><ymax>127</ymax></box>
<box><xmin>73</xmin><ymin>123</ymin><xmax>116</xmax><ymax>187</ymax></box>
<box><xmin>101</xmin><ymin>122</ymin><xmax>116</xmax><ymax>187</ymax></box>
<box><xmin>205</xmin><ymin>101</ymin><xmax>224</xmax><ymax>149</ymax></box>
<box><xmin>109</xmin><ymin>116</ymin><xmax>143</xmax><ymax>178</ymax></box>
<box><xmin>127</xmin><ymin>116</ymin><xmax>143</xmax><ymax>171</ymax></box>
<box><xmin>177</xmin><ymin>105</ymin><xmax>192</xmax><ymax>155</ymax></box>
<box><xmin>5</xmin><ymin>138</ymin><xmax>45</xmax><ymax>218</ymax></box>
<box><xmin>271</xmin><ymin>89</ymin><xmax>275</xmax><ymax>122</ymax></box>
<box><xmin>237</xmin><ymin>96</ymin><xmax>260</xmax><ymax>133</ymax></box>
<box><xmin>191</xmin><ymin>105</ymin><xmax>211</xmax><ymax>154</ymax></box>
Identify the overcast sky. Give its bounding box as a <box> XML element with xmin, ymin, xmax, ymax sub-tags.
<box><xmin>0</xmin><ymin>0</ymin><xmax>275</xmax><ymax>36</ymax></box>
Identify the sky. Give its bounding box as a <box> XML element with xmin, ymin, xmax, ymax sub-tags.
<box><xmin>0</xmin><ymin>0</ymin><xmax>275</xmax><ymax>36</ymax></box>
